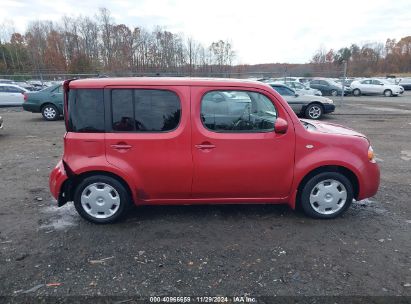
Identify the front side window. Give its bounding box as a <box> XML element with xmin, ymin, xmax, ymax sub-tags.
<box><xmin>111</xmin><ymin>89</ymin><xmax>181</xmax><ymax>132</ymax></box>
<box><xmin>68</xmin><ymin>89</ymin><xmax>105</xmax><ymax>132</ymax></box>
<box><xmin>201</xmin><ymin>90</ymin><xmax>277</xmax><ymax>133</ymax></box>
<box><xmin>271</xmin><ymin>86</ymin><xmax>294</xmax><ymax>96</ymax></box>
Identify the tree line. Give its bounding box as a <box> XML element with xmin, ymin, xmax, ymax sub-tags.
<box><xmin>0</xmin><ymin>8</ymin><xmax>235</xmax><ymax>77</ymax></box>
<box><xmin>310</xmin><ymin>37</ymin><xmax>411</xmax><ymax>76</ymax></box>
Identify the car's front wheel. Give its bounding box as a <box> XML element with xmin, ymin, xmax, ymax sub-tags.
<box><xmin>383</xmin><ymin>89</ymin><xmax>393</xmax><ymax>97</ymax></box>
<box><xmin>300</xmin><ymin>172</ymin><xmax>353</xmax><ymax>219</ymax></box>
<box><xmin>41</xmin><ymin>104</ymin><xmax>59</xmax><ymax>121</ymax></box>
<box><xmin>305</xmin><ymin>103</ymin><xmax>323</xmax><ymax>120</ymax></box>
<box><xmin>353</xmin><ymin>89</ymin><xmax>361</xmax><ymax>96</ymax></box>
<box><xmin>73</xmin><ymin>175</ymin><xmax>131</xmax><ymax>224</ymax></box>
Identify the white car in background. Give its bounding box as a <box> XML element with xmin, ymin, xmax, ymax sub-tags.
<box><xmin>350</xmin><ymin>78</ymin><xmax>404</xmax><ymax>97</ymax></box>
<box><xmin>278</xmin><ymin>80</ymin><xmax>322</xmax><ymax>96</ymax></box>
<box><xmin>0</xmin><ymin>84</ymin><xmax>28</xmax><ymax>106</ymax></box>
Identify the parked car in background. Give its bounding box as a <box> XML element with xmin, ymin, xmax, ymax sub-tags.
<box><xmin>22</xmin><ymin>83</ymin><xmax>63</xmax><ymax>120</ymax></box>
<box><xmin>269</xmin><ymin>83</ymin><xmax>335</xmax><ymax>119</ymax></box>
<box><xmin>350</xmin><ymin>78</ymin><xmax>404</xmax><ymax>97</ymax></box>
<box><xmin>0</xmin><ymin>79</ymin><xmax>14</xmax><ymax>84</ymax></box>
<box><xmin>309</xmin><ymin>78</ymin><xmax>351</xmax><ymax>96</ymax></box>
<box><xmin>0</xmin><ymin>84</ymin><xmax>28</xmax><ymax>106</ymax></box>
<box><xmin>398</xmin><ymin>78</ymin><xmax>411</xmax><ymax>90</ymax></box>
<box><xmin>49</xmin><ymin>77</ymin><xmax>380</xmax><ymax>223</ymax></box>
<box><xmin>14</xmin><ymin>81</ymin><xmax>36</xmax><ymax>91</ymax></box>
<box><xmin>276</xmin><ymin>80</ymin><xmax>322</xmax><ymax>96</ymax></box>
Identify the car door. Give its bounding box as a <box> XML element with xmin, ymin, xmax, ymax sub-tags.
<box><xmin>0</xmin><ymin>86</ymin><xmax>7</xmax><ymax>105</ymax></box>
<box><xmin>104</xmin><ymin>86</ymin><xmax>193</xmax><ymax>200</ymax></box>
<box><xmin>371</xmin><ymin>80</ymin><xmax>384</xmax><ymax>94</ymax></box>
<box><xmin>191</xmin><ymin>86</ymin><xmax>295</xmax><ymax>199</ymax></box>
<box><xmin>6</xmin><ymin>86</ymin><xmax>24</xmax><ymax>105</ymax></box>
<box><xmin>360</xmin><ymin>80</ymin><xmax>372</xmax><ymax>93</ymax></box>
<box><xmin>50</xmin><ymin>85</ymin><xmax>64</xmax><ymax>112</ymax></box>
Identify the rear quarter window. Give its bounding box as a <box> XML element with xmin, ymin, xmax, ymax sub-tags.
<box><xmin>111</xmin><ymin>89</ymin><xmax>181</xmax><ymax>132</ymax></box>
<box><xmin>68</xmin><ymin>89</ymin><xmax>104</xmax><ymax>132</ymax></box>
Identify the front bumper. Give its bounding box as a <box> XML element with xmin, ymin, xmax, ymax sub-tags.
<box><xmin>49</xmin><ymin>160</ymin><xmax>69</xmax><ymax>206</ymax></box>
<box><xmin>357</xmin><ymin>162</ymin><xmax>380</xmax><ymax>200</ymax></box>
<box><xmin>323</xmin><ymin>104</ymin><xmax>336</xmax><ymax>114</ymax></box>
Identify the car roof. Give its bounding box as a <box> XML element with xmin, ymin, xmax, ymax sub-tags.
<box><xmin>69</xmin><ymin>77</ymin><xmax>271</xmax><ymax>90</ymax></box>
<box><xmin>0</xmin><ymin>83</ymin><xmax>21</xmax><ymax>87</ymax></box>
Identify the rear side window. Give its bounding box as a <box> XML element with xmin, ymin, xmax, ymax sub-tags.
<box><xmin>68</xmin><ymin>89</ymin><xmax>104</xmax><ymax>132</ymax></box>
<box><xmin>201</xmin><ymin>90</ymin><xmax>277</xmax><ymax>133</ymax></box>
<box><xmin>111</xmin><ymin>89</ymin><xmax>181</xmax><ymax>132</ymax></box>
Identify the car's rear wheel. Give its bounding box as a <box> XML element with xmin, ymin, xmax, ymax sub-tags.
<box><xmin>330</xmin><ymin>89</ymin><xmax>338</xmax><ymax>96</ymax></box>
<box><xmin>41</xmin><ymin>104</ymin><xmax>59</xmax><ymax>121</ymax></box>
<box><xmin>73</xmin><ymin>175</ymin><xmax>130</xmax><ymax>224</ymax></box>
<box><xmin>353</xmin><ymin>89</ymin><xmax>361</xmax><ymax>96</ymax></box>
<box><xmin>300</xmin><ymin>172</ymin><xmax>353</xmax><ymax>219</ymax></box>
<box><xmin>384</xmin><ymin>89</ymin><xmax>393</xmax><ymax>97</ymax></box>
<box><xmin>305</xmin><ymin>103</ymin><xmax>323</xmax><ymax>120</ymax></box>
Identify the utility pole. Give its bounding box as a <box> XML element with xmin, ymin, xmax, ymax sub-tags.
<box><xmin>340</xmin><ymin>60</ymin><xmax>347</xmax><ymax>106</ymax></box>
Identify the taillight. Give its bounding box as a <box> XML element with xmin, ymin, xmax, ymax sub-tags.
<box><xmin>23</xmin><ymin>93</ymin><xmax>28</xmax><ymax>101</ymax></box>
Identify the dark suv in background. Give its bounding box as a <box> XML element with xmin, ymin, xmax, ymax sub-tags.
<box><xmin>310</xmin><ymin>78</ymin><xmax>351</xmax><ymax>96</ymax></box>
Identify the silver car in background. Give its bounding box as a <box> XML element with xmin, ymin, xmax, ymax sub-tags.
<box><xmin>276</xmin><ymin>80</ymin><xmax>322</xmax><ymax>96</ymax></box>
<box><xmin>268</xmin><ymin>83</ymin><xmax>335</xmax><ymax>119</ymax></box>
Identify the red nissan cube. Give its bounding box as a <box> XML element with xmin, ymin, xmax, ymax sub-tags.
<box><xmin>49</xmin><ymin>78</ymin><xmax>380</xmax><ymax>223</ymax></box>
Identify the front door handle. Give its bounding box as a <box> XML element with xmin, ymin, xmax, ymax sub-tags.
<box><xmin>195</xmin><ymin>142</ymin><xmax>216</xmax><ymax>150</ymax></box>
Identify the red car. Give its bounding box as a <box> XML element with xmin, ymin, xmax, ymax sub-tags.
<box><xmin>49</xmin><ymin>78</ymin><xmax>380</xmax><ymax>223</ymax></box>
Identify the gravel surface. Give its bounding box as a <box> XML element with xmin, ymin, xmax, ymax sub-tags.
<box><xmin>0</xmin><ymin>93</ymin><xmax>410</xmax><ymax>298</ymax></box>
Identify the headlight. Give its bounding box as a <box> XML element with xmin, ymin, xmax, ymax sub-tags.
<box><xmin>368</xmin><ymin>146</ymin><xmax>376</xmax><ymax>163</ymax></box>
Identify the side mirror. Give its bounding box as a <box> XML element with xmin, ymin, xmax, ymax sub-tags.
<box><xmin>274</xmin><ymin>118</ymin><xmax>288</xmax><ymax>134</ymax></box>
<box><xmin>295</xmin><ymin>93</ymin><xmax>299</xmax><ymax>97</ymax></box>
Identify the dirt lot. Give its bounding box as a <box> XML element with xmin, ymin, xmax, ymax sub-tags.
<box><xmin>0</xmin><ymin>92</ymin><xmax>410</xmax><ymax>299</ymax></box>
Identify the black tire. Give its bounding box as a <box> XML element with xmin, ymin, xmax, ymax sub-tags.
<box><xmin>353</xmin><ymin>89</ymin><xmax>361</xmax><ymax>96</ymax></box>
<box><xmin>383</xmin><ymin>89</ymin><xmax>392</xmax><ymax>97</ymax></box>
<box><xmin>304</xmin><ymin>103</ymin><xmax>323</xmax><ymax>120</ymax></box>
<box><xmin>41</xmin><ymin>104</ymin><xmax>59</xmax><ymax>121</ymax></box>
<box><xmin>330</xmin><ymin>89</ymin><xmax>338</xmax><ymax>96</ymax></box>
<box><xmin>73</xmin><ymin>175</ymin><xmax>131</xmax><ymax>224</ymax></box>
<box><xmin>300</xmin><ymin>172</ymin><xmax>353</xmax><ymax>219</ymax></box>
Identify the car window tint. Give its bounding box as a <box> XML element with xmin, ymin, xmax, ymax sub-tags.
<box><xmin>6</xmin><ymin>86</ymin><xmax>21</xmax><ymax>93</ymax></box>
<box><xmin>134</xmin><ymin>90</ymin><xmax>181</xmax><ymax>132</ymax></box>
<box><xmin>112</xmin><ymin>89</ymin><xmax>134</xmax><ymax>131</ymax></box>
<box><xmin>110</xmin><ymin>89</ymin><xmax>181</xmax><ymax>132</ymax></box>
<box><xmin>201</xmin><ymin>90</ymin><xmax>277</xmax><ymax>133</ymax></box>
<box><xmin>68</xmin><ymin>89</ymin><xmax>105</xmax><ymax>132</ymax></box>
<box><xmin>272</xmin><ymin>86</ymin><xmax>294</xmax><ymax>96</ymax></box>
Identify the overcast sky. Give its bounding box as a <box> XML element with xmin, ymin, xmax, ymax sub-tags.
<box><xmin>1</xmin><ymin>0</ymin><xmax>411</xmax><ymax>64</ymax></box>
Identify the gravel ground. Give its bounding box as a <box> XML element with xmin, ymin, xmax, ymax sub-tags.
<box><xmin>0</xmin><ymin>92</ymin><xmax>410</xmax><ymax>299</ymax></box>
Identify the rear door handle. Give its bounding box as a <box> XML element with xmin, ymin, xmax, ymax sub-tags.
<box><xmin>110</xmin><ymin>143</ymin><xmax>132</xmax><ymax>150</ymax></box>
<box><xmin>195</xmin><ymin>143</ymin><xmax>216</xmax><ymax>150</ymax></box>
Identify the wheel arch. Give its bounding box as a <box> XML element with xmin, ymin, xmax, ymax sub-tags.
<box><xmin>62</xmin><ymin>170</ymin><xmax>135</xmax><ymax>206</ymax></box>
<box><xmin>302</xmin><ymin>102</ymin><xmax>324</xmax><ymax>118</ymax></box>
<box><xmin>294</xmin><ymin>165</ymin><xmax>359</xmax><ymax>210</ymax></box>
